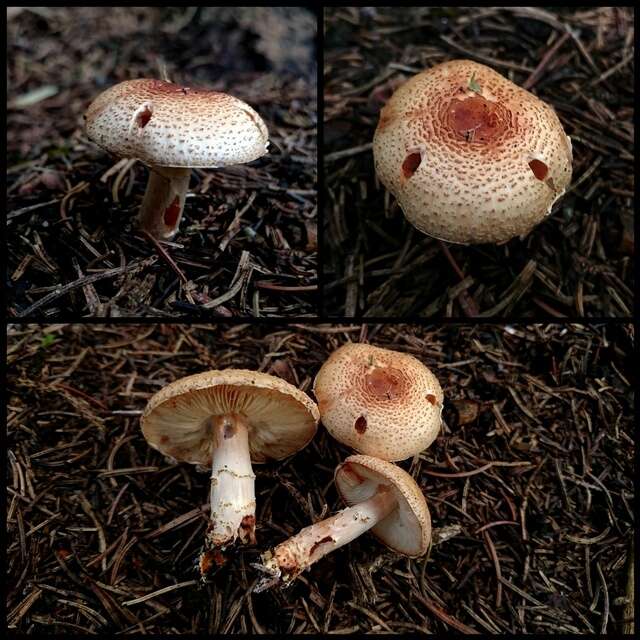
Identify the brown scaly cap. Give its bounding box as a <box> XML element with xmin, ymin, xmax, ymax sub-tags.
<box><xmin>313</xmin><ymin>343</ymin><xmax>443</xmax><ymax>461</ymax></box>
<box><xmin>373</xmin><ymin>59</ymin><xmax>573</xmax><ymax>244</ymax></box>
<box><xmin>84</xmin><ymin>79</ymin><xmax>269</xmax><ymax>168</ymax></box>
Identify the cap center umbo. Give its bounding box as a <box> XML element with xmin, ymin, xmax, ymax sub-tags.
<box><xmin>364</xmin><ymin>366</ymin><xmax>403</xmax><ymax>400</ymax></box>
<box><xmin>447</xmin><ymin>95</ymin><xmax>501</xmax><ymax>141</ymax></box>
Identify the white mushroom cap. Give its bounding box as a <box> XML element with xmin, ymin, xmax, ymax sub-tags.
<box><xmin>84</xmin><ymin>78</ymin><xmax>269</xmax><ymax>168</ymax></box>
<box><xmin>141</xmin><ymin>369</ymin><xmax>319</xmax><ymax>465</ymax></box>
<box><xmin>335</xmin><ymin>454</ymin><xmax>431</xmax><ymax>557</ymax></box>
<box><xmin>313</xmin><ymin>343</ymin><xmax>443</xmax><ymax>461</ymax></box>
<box><xmin>373</xmin><ymin>59</ymin><xmax>573</xmax><ymax>244</ymax></box>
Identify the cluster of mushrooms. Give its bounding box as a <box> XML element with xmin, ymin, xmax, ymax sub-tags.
<box><xmin>141</xmin><ymin>342</ymin><xmax>444</xmax><ymax>590</ymax></box>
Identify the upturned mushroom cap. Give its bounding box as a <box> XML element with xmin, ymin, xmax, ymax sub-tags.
<box><xmin>373</xmin><ymin>59</ymin><xmax>573</xmax><ymax>244</ymax></box>
<box><xmin>142</xmin><ymin>369</ymin><xmax>319</xmax><ymax>465</ymax></box>
<box><xmin>313</xmin><ymin>343</ymin><xmax>443</xmax><ymax>461</ymax></box>
<box><xmin>335</xmin><ymin>454</ymin><xmax>431</xmax><ymax>557</ymax></box>
<box><xmin>84</xmin><ymin>79</ymin><xmax>269</xmax><ymax>168</ymax></box>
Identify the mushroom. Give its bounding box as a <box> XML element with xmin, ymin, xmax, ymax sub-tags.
<box><xmin>256</xmin><ymin>454</ymin><xmax>431</xmax><ymax>589</ymax></box>
<box><xmin>84</xmin><ymin>78</ymin><xmax>269</xmax><ymax>239</ymax></box>
<box><xmin>373</xmin><ymin>59</ymin><xmax>573</xmax><ymax>244</ymax></box>
<box><xmin>141</xmin><ymin>369</ymin><xmax>318</xmax><ymax>572</ymax></box>
<box><xmin>313</xmin><ymin>343</ymin><xmax>443</xmax><ymax>460</ymax></box>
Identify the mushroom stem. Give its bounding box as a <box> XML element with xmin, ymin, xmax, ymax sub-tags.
<box><xmin>206</xmin><ymin>414</ymin><xmax>257</xmax><ymax>554</ymax></box>
<box><xmin>138</xmin><ymin>166</ymin><xmax>191</xmax><ymax>239</ymax></box>
<box><xmin>259</xmin><ymin>483</ymin><xmax>396</xmax><ymax>587</ymax></box>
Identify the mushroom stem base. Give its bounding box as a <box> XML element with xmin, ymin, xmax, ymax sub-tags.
<box><xmin>204</xmin><ymin>414</ymin><xmax>256</xmax><ymax>566</ymax></box>
<box><xmin>259</xmin><ymin>485</ymin><xmax>396</xmax><ymax>588</ymax></box>
<box><xmin>138</xmin><ymin>166</ymin><xmax>191</xmax><ymax>239</ymax></box>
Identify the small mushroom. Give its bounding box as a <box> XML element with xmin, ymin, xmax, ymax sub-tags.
<box><xmin>256</xmin><ymin>454</ymin><xmax>431</xmax><ymax>589</ymax></box>
<box><xmin>84</xmin><ymin>78</ymin><xmax>269</xmax><ymax>239</ymax></box>
<box><xmin>141</xmin><ymin>369</ymin><xmax>318</xmax><ymax>572</ymax></box>
<box><xmin>373</xmin><ymin>59</ymin><xmax>573</xmax><ymax>244</ymax></box>
<box><xmin>313</xmin><ymin>343</ymin><xmax>444</xmax><ymax>460</ymax></box>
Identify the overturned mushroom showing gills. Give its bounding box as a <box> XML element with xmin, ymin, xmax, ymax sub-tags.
<box><xmin>373</xmin><ymin>59</ymin><xmax>573</xmax><ymax>244</ymax></box>
<box><xmin>84</xmin><ymin>79</ymin><xmax>269</xmax><ymax>239</ymax></box>
<box><xmin>141</xmin><ymin>369</ymin><xmax>318</xmax><ymax>572</ymax></box>
<box><xmin>256</xmin><ymin>455</ymin><xmax>431</xmax><ymax>589</ymax></box>
<box><xmin>313</xmin><ymin>343</ymin><xmax>444</xmax><ymax>460</ymax></box>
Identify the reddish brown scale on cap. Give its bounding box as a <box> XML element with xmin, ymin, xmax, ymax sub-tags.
<box><xmin>402</xmin><ymin>152</ymin><xmax>422</xmax><ymax>178</ymax></box>
<box><xmin>373</xmin><ymin>59</ymin><xmax>573</xmax><ymax>244</ymax></box>
<box><xmin>136</xmin><ymin>104</ymin><xmax>153</xmax><ymax>128</ymax></box>
<box><xmin>529</xmin><ymin>159</ymin><xmax>549</xmax><ymax>181</ymax></box>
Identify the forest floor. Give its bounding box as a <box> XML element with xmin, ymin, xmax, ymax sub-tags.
<box><xmin>7</xmin><ymin>322</ymin><xmax>634</xmax><ymax>633</ymax></box>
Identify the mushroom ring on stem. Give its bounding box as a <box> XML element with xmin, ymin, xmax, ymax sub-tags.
<box><xmin>256</xmin><ymin>455</ymin><xmax>431</xmax><ymax>590</ymax></box>
<box><xmin>84</xmin><ymin>78</ymin><xmax>269</xmax><ymax>239</ymax></box>
<box><xmin>313</xmin><ymin>343</ymin><xmax>444</xmax><ymax>461</ymax></box>
<box><xmin>141</xmin><ymin>369</ymin><xmax>318</xmax><ymax>572</ymax></box>
<box><xmin>373</xmin><ymin>59</ymin><xmax>573</xmax><ymax>244</ymax></box>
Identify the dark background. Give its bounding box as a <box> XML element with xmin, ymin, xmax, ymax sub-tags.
<box><xmin>323</xmin><ymin>7</ymin><xmax>634</xmax><ymax>318</ymax></box>
<box><xmin>7</xmin><ymin>7</ymin><xmax>317</xmax><ymax>318</ymax></box>
<box><xmin>7</xmin><ymin>322</ymin><xmax>634</xmax><ymax>633</ymax></box>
